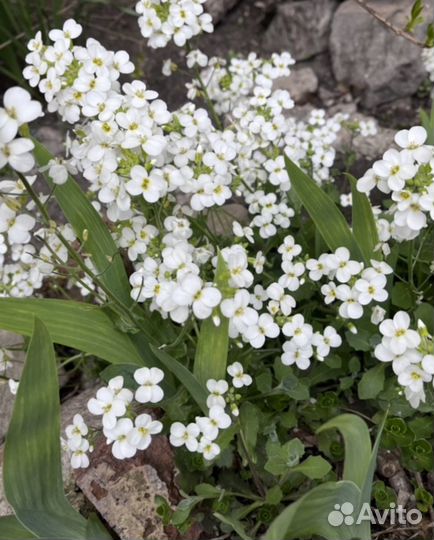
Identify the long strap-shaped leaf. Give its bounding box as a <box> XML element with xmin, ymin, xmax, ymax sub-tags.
<box><xmin>347</xmin><ymin>174</ymin><xmax>380</xmax><ymax>262</ymax></box>
<box><xmin>32</xmin><ymin>138</ymin><xmax>132</xmax><ymax>308</ymax></box>
<box><xmin>284</xmin><ymin>156</ymin><xmax>365</xmax><ymax>262</ymax></box>
<box><xmin>0</xmin><ymin>516</ymin><xmax>36</xmax><ymax>539</ymax></box>
<box><xmin>0</xmin><ymin>298</ymin><xmax>144</xmax><ymax>366</ymax></box>
<box><xmin>3</xmin><ymin>319</ymin><xmax>97</xmax><ymax>539</ymax></box>
<box><xmin>316</xmin><ymin>413</ymin><xmax>371</xmax><ymax>490</ymax></box>
<box><xmin>194</xmin><ymin>253</ymin><xmax>231</xmax><ymax>385</ymax></box>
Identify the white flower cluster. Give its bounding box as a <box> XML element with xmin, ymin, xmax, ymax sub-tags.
<box><xmin>65</xmin><ymin>363</ymin><xmax>252</xmax><ymax>466</ymax></box>
<box><xmin>375</xmin><ymin>311</ymin><xmax>434</xmax><ymax>409</ymax></box>
<box><xmin>306</xmin><ymin>248</ymin><xmax>392</xmax><ymax>321</ymax></box>
<box><xmin>136</xmin><ymin>0</ymin><xmax>212</xmax><ymax>48</ymax></box>
<box><xmin>358</xmin><ymin>126</ymin><xmax>434</xmax><ymax>243</ymax></box>
<box><xmin>170</xmin><ymin>362</ymin><xmax>251</xmax><ymax>460</ymax></box>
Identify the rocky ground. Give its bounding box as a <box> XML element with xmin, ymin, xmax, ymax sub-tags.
<box><xmin>1</xmin><ymin>0</ymin><xmax>433</xmax><ymax>538</ymax></box>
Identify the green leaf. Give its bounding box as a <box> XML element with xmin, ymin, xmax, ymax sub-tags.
<box><xmin>265</xmin><ymin>439</ymin><xmax>305</xmax><ymax>476</ymax></box>
<box><xmin>391</xmin><ymin>282</ymin><xmax>414</xmax><ymax>309</ymax></box>
<box><xmin>0</xmin><ymin>298</ymin><xmax>144</xmax><ymax>366</ymax></box>
<box><xmin>316</xmin><ymin>414</ymin><xmax>371</xmax><ymax>490</ymax></box>
<box><xmin>345</xmin><ymin>329</ymin><xmax>372</xmax><ymax>352</ymax></box>
<box><xmin>420</xmin><ymin>102</ymin><xmax>434</xmax><ymax>144</ymax></box>
<box><xmin>32</xmin><ymin>138</ymin><xmax>132</xmax><ymax>307</ymax></box>
<box><xmin>291</xmin><ymin>455</ymin><xmax>332</xmax><ymax>479</ymax></box>
<box><xmin>266</xmin><ymin>486</ymin><xmax>283</xmax><ymax>506</ymax></box>
<box><xmin>264</xmin><ymin>481</ymin><xmax>364</xmax><ymax>540</ymax></box>
<box><xmin>415</xmin><ymin>302</ymin><xmax>434</xmax><ymax>330</ymax></box>
<box><xmin>214</xmin><ymin>512</ymin><xmax>252</xmax><ymax>540</ymax></box>
<box><xmin>85</xmin><ymin>514</ymin><xmax>112</xmax><ymax>539</ymax></box>
<box><xmin>4</xmin><ymin>319</ymin><xmax>88</xmax><ymax>539</ymax></box>
<box><xmin>0</xmin><ymin>516</ymin><xmax>36</xmax><ymax>539</ymax></box>
<box><xmin>150</xmin><ymin>345</ymin><xmax>208</xmax><ymax>414</ymax></box>
<box><xmin>358</xmin><ymin>364</ymin><xmax>386</xmax><ymax>400</ymax></box>
<box><xmin>194</xmin><ymin>252</ymin><xmax>231</xmax><ymax>385</ymax></box>
<box><xmin>240</xmin><ymin>402</ymin><xmax>260</xmax><ymax>460</ymax></box>
<box><xmin>347</xmin><ymin>174</ymin><xmax>380</xmax><ymax>261</ymax></box>
<box><xmin>284</xmin><ymin>156</ymin><xmax>364</xmax><ymax>261</ymax></box>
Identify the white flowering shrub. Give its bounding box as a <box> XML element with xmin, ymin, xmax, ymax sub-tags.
<box><xmin>1</xmin><ymin>6</ymin><xmax>434</xmax><ymax>540</ymax></box>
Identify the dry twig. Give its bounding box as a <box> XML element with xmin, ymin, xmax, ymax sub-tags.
<box><xmin>354</xmin><ymin>0</ymin><xmax>428</xmax><ymax>48</ymax></box>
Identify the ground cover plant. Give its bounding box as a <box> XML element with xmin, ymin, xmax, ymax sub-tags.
<box><xmin>0</xmin><ymin>1</ymin><xmax>434</xmax><ymax>539</ymax></box>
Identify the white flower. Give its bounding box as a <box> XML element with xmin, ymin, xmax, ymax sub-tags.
<box><xmin>397</xmin><ymin>365</ymin><xmax>431</xmax><ymax>393</ymax></box>
<box><xmin>281</xmin><ymin>341</ymin><xmax>313</xmax><ymax>370</ymax></box>
<box><xmin>422</xmin><ymin>354</ymin><xmax>434</xmax><ymax>374</ymax></box>
<box><xmin>125</xmin><ymin>165</ymin><xmax>166</xmax><ymax>203</ymax></box>
<box><xmin>227</xmin><ymin>362</ymin><xmax>252</xmax><ymax>388</ymax></box>
<box><xmin>326</xmin><ymin>247</ymin><xmax>362</xmax><ymax>283</ymax></box>
<box><xmin>8</xmin><ymin>379</ymin><xmax>19</xmax><ymax>395</ymax></box>
<box><xmin>379</xmin><ymin>311</ymin><xmax>420</xmax><ymax>355</ymax></box>
<box><xmin>206</xmin><ymin>379</ymin><xmax>228</xmax><ymax>408</ymax></box>
<box><xmin>65</xmin><ymin>413</ymin><xmax>89</xmax><ymax>449</ymax></box>
<box><xmin>198</xmin><ymin>437</ymin><xmax>220</xmax><ymax>460</ymax></box>
<box><xmin>244</xmin><ymin>313</ymin><xmax>280</xmax><ymax>348</ymax></box>
<box><xmin>220</xmin><ymin>289</ymin><xmax>258</xmax><ymax>331</ymax></box>
<box><xmin>105</xmin><ymin>418</ymin><xmax>136</xmax><ymax>460</ymax></box>
<box><xmin>354</xmin><ymin>274</ymin><xmax>388</xmax><ymax>305</ymax></box>
<box><xmin>134</xmin><ymin>367</ymin><xmax>164</xmax><ymax>403</ymax></box>
<box><xmin>127</xmin><ymin>413</ymin><xmax>162</xmax><ymax>450</ymax></box>
<box><xmin>312</xmin><ymin>326</ymin><xmax>342</xmax><ymax>358</ymax></box>
<box><xmin>394</xmin><ymin>126</ymin><xmax>432</xmax><ymax>163</ymax></box>
<box><xmin>70</xmin><ymin>438</ymin><xmax>90</xmax><ymax>469</ymax></box>
<box><xmin>87</xmin><ymin>386</ymin><xmax>127</xmax><ymax>429</ymax></box>
<box><xmin>336</xmin><ymin>285</ymin><xmax>363</xmax><ymax>319</ymax></box>
<box><xmin>108</xmin><ymin>375</ymin><xmax>133</xmax><ymax>405</ymax></box>
<box><xmin>0</xmin><ymin>138</ymin><xmax>35</xmax><ymax>172</ymax></box>
<box><xmin>0</xmin><ymin>87</ymin><xmax>42</xmax><ymax>143</ymax></box>
<box><xmin>196</xmin><ymin>405</ymin><xmax>231</xmax><ymax>441</ymax></box>
<box><xmin>371</xmin><ymin>305</ymin><xmax>386</xmax><ymax>325</ymax></box>
<box><xmin>173</xmin><ymin>273</ymin><xmax>221</xmax><ymax>321</ymax></box>
<box><xmin>282</xmin><ymin>314</ymin><xmax>313</xmax><ymax>347</ymax></box>
<box><xmin>170</xmin><ymin>422</ymin><xmax>200</xmax><ymax>452</ymax></box>
<box><xmin>0</xmin><ymin>205</ymin><xmax>35</xmax><ymax>244</ymax></box>
<box><xmin>372</xmin><ymin>149</ymin><xmax>417</xmax><ymax>191</ymax></box>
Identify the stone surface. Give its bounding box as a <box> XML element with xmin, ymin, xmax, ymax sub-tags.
<box><xmin>0</xmin><ymin>331</ymin><xmax>24</xmax><ymax>444</ymax></box>
<box><xmin>206</xmin><ymin>0</ymin><xmax>242</xmax><ymax>24</ymax></box>
<box><xmin>263</xmin><ymin>0</ymin><xmax>338</xmax><ymax>60</ymax></box>
<box><xmin>274</xmin><ymin>67</ymin><xmax>319</xmax><ymax>103</ymax></box>
<box><xmin>207</xmin><ymin>203</ymin><xmax>249</xmax><ymax>236</ymax></box>
<box><xmin>75</xmin><ymin>434</ymin><xmax>177</xmax><ymax>540</ymax></box>
<box><xmin>330</xmin><ymin>0</ymin><xmax>432</xmax><ymax>108</ymax></box>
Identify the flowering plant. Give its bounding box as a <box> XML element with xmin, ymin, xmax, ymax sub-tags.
<box><xmin>0</xmin><ymin>3</ymin><xmax>433</xmax><ymax>540</ymax></box>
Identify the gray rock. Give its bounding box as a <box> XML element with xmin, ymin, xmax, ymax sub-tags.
<box><xmin>330</xmin><ymin>0</ymin><xmax>432</xmax><ymax>108</ymax></box>
<box><xmin>0</xmin><ymin>331</ymin><xmax>24</xmax><ymax>444</ymax></box>
<box><xmin>206</xmin><ymin>0</ymin><xmax>242</xmax><ymax>24</ymax></box>
<box><xmin>274</xmin><ymin>67</ymin><xmax>319</xmax><ymax>103</ymax></box>
<box><xmin>263</xmin><ymin>0</ymin><xmax>338</xmax><ymax>60</ymax></box>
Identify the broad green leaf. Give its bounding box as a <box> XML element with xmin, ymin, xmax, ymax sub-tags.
<box><xmin>0</xmin><ymin>298</ymin><xmax>144</xmax><ymax>366</ymax></box>
<box><xmin>194</xmin><ymin>253</ymin><xmax>231</xmax><ymax>385</ymax></box>
<box><xmin>347</xmin><ymin>174</ymin><xmax>380</xmax><ymax>261</ymax></box>
<box><xmin>4</xmin><ymin>319</ymin><xmax>88</xmax><ymax>539</ymax></box>
<box><xmin>358</xmin><ymin>364</ymin><xmax>386</xmax><ymax>400</ymax></box>
<box><xmin>0</xmin><ymin>516</ymin><xmax>36</xmax><ymax>539</ymax></box>
<box><xmin>391</xmin><ymin>282</ymin><xmax>414</xmax><ymax>309</ymax></box>
<box><xmin>316</xmin><ymin>414</ymin><xmax>371</xmax><ymax>490</ymax></box>
<box><xmin>264</xmin><ymin>481</ymin><xmax>365</xmax><ymax>540</ymax></box>
<box><xmin>291</xmin><ymin>455</ymin><xmax>332</xmax><ymax>479</ymax></box>
<box><xmin>284</xmin><ymin>156</ymin><xmax>364</xmax><ymax>261</ymax></box>
<box><xmin>32</xmin><ymin>138</ymin><xmax>132</xmax><ymax>307</ymax></box>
